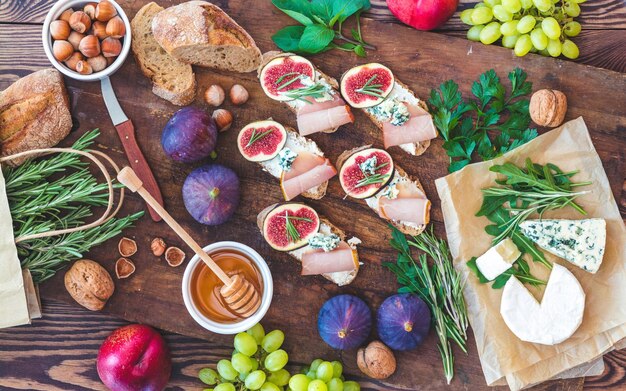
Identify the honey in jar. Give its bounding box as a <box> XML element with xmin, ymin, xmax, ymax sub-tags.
<box><xmin>190</xmin><ymin>248</ymin><xmax>263</xmax><ymax>323</ymax></box>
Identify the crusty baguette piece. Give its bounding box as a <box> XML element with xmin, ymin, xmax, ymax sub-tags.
<box><xmin>336</xmin><ymin>145</ymin><xmax>428</xmax><ymax>236</ymax></box>
<box><xmin>131</xmin><ymin>2</ymin><xmax>196</xmax><ymax>106</ymax></box>
<box><xmin>0</xmin><ymin>69</ymin><xmax>72</xmax><ymax>166</ymax></box>
<box><xmin>152</xmin><ymin>1</ymin><xmax>261</xmax><ymax>72</ymax></box>
<box><xmin>257</xmin><ymin>204</ymin><xmax>359</xmax><ymax>286</ymax></box>
<box><xmin>256</xmin><ymin>126</ymin><xmax>329</xmax><ymax>200</ymax></box>
<box><xmin>258</xmin><ymin>51</ymin><xmax>345</xmax><ymax>135</ymax></box>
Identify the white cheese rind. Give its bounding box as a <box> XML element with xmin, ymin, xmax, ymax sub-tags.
<box><xmin>475</xmin><ymin>238</ymin><xmax>520</xmax><ymax>281</ymax></box>
<box><xmin>500</xmin><ymin>263</ymin><xmax>585</xmax><ymax>345</ymax></box>
<box><xmin>519</xmin><ymin>219</ymin><xmax>606</xmax><ymax>274</ymax></box>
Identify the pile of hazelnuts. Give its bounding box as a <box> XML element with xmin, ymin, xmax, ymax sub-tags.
<box><xmin>50</xmin><ymin>1</ymin><xmax>126</xmax><ymax>75</ymax></box>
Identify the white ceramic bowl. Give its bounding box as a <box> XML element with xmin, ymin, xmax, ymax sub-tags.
<box><xmin>182</xmin><ymin>242</ymin><xmax>273</xmax><ymax>335</ymax></box>
<box><xmin>42</xmin><ymin>0</ymin><xmax>132</xmax><ymax>81</ymax></box>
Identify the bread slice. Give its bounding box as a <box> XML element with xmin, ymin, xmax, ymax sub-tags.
<box><xmin>131</xmin><ymin>2</ymin><xmax>196</xmax><ymax>106</ymax></box>
<box><xmin>151</xmin><ymin>1</ymin><xmax>261</xmax><ymax>72</ymax></box>
<box><xmin>0</xmin><ymin>69</ymin><xmax>72</xmax><ymax>166</ymax></box>
<box><xmin>257</xmin><ymin>204</ymin><xmax>360</xmax><ymax>286</ymax></box>
<box><xmin>336</xmin><ymin>145</ymin><xmax>429</xmax><ymax>236</ymax></box>
<box><xmin>255</xmin><ymin>126</ymin><xmax>330</xmax><ymax>200</ymax></box>
<box><xmin>258</xmin><ymin>51</ymin><xmax>345</xmax><ymax>135</ymax></box>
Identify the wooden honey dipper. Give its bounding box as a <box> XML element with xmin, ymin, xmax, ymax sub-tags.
<box><xmin>117</xmin><ymin>166</ymin><xmax>261</xmax><ymax>318</ymax></box>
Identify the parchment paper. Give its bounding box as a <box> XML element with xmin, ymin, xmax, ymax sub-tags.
<box><xmin>435</xmin><ymin>117</ymin><xmax>626</xmax><ymax>390</ymax></box>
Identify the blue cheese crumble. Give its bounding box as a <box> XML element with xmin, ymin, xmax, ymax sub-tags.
<box><xmin>359</xmin><ymin>156</ymin><xmax>378</xmax><ymax>176</ymax></box>
<box><xmin>366</xmin><ymin>98</ymin><xmax>410</xmax><ymax>126</ymax></box>
<box><xmin>277</xmin><ymin>148</ymin><xmax>298</xmax><ymax>172</ymax></box>
<box><xmin>379</xmin><ymin>178</ymin><xmax>400</xmax><ymax>199</ymax></box>
<box><xmin>308</xmin><ymin>233</ymin><xmax>341</xmax><ymax>252</ymax></box>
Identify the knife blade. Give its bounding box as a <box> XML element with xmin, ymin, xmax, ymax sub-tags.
<box><xmin>100</xmin><ymin>76</ymin><xmax>164</xmax><ymax>222</ymax></box>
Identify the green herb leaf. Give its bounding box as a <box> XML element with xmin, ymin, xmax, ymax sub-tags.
<box><xmin>272</xmin><ymin>25</ymin><xmax>306</xmax><ymax>52</ymax></box>
<box><xmin>298</xmin><ymin>24</ymin><xmax>335</xmax><ymax>53</ymax></box>
<box><xmin>354</xmin><ymin>44</ymin><xmax>366</xmax><ymax>57</ymax></box>
<box><xmin>272</xmin><ymin>0</ymin><xmax>314</xmax><ymax>25</ymax></box>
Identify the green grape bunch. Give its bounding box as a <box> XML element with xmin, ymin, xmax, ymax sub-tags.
<box><xmin>461</xmin><ymin>0</ymin><xmax>585</xmax><ymax>59</ymax></box>
<box><xmin>197</xmin><ymin>323</ymin><xmax>361</xmax><ymax>391</ymax></box>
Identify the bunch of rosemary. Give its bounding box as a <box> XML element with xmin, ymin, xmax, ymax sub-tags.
<box><xmin>384</xmin><ymin>227</ymin><xmax>468</xmax><ymax>384</ymax></box>
<box><xmin>3</xmin><ymin>129</ymin><xmax>143</xmax><ymax>283</ymax></box>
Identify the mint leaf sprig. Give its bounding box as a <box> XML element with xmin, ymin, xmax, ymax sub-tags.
<box><xmin>271</xmin><ymin>0</ymin><xmax>375</xmax><ymax>57</ymax></box>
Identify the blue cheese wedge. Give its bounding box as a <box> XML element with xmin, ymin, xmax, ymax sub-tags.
<box><xmin>519</xmin><ymin>219</ymin><xmax>606</xmax><ymax>274</ymax></box>
<box><xmin>475</xmin><ymin>238</ymin><xmax>520</xmax><ymax>281</ymax></box>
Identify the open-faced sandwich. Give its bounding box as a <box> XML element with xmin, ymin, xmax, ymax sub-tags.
<box><xmin>257</xmin><ymin>203</ymin><xmax>361</xmax><ymax>286</ymax></box>
<box><xmin>237</xmin><ymin>120</ymin><xmax>337</xmax><ymax>201</ymax></box>
<box><xmin>258</xmin><ymin>51</ymin><xmax>354</xmax><ymax>136</ymax></box>
<box><xmin>337</xmin><ymin>146</ymin><xmax>431</xmax><ymax>235</ymax></box>
<box><xmin>340</xmin><ymin>63</ymin><xmax>437</xmax><ymax>156</ymax></box>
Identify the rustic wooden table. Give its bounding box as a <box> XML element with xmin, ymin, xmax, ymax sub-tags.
<box><xmin>1</xmin><ymin>0</ymin><xmax>625</xmax><ymax>390</ymax></box>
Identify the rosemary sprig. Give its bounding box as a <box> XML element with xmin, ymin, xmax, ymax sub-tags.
<box><xmin>283</xmin><ymin>83</ymin><xmax>329</xmax><ymax>103</ymax></box>
<box><xmin>355</xmin><ymin>74</ymin><xmax>384</xmax><ymax>98</ymax></box>
<box><xmin>384</xmin><ymin>227</ymin><xmax>468</xmax><ymax>384</ymax></box>
<box><xmin>278</xmin><ymin>212</ymin><xmax>312</xmax><ymax>243</ymax></box>
<box><xmin>354</xmin><ymin>162</ymin><xmax>389</xmax><ymax>189</ymax></box>
<box><xmin>276</xmin><ymin>72</ymin><xmax>303</xmax><ymax>90</ymax></box>
<box><xmin>246</xmin><ymin>129</ymin><xmax>273</xmax><ymax>147</ymax></box>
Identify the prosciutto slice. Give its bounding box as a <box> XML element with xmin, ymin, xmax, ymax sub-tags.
<box><xmin>296</xmin><ymin>96</ymin><xmax>354</xmax><ymax>136</ymax></box>
<box><xmin>301</xmin><ymin>241</ymin><xmax>357</xmax><ymax>275</ymax></box>
<box><xmin>380</xmin><ymin>197</ymin><xmax>431</xmax><ymax>226</ymax></box>
<box><xmin>382</xmin><ymin>104</ymin><xmax>437</xmax><ymax>148</ymax></box>
<box><xmin>281</xmin><ymin>153</ymin><xmax>337</xmax><ymax>200</ymax></box>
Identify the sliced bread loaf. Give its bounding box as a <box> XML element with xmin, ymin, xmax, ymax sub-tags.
<box><xmin>131</xmin><ymin>2</ymin><xmax>196</xmax><ymax>106</ymax></box>
<box><xmin>151</xmin><ymin>1</ymin><xmax>261</xmax><ymax>73</ymax></box>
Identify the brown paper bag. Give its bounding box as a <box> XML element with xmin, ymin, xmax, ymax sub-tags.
<box><xmin>435</xmin><ymin>117</ymin><xmax>626</xmax><ymax>389</ymax></box>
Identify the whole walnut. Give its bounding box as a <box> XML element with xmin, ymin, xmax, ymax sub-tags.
<box><xmin>357</xmin><ymin>340</ymin><xmax>397</xmax><ymax>379</ymax></box>
<box><xmin>529</xmin><ymin>89</ymin><xmax>567</xmax><ymax>127</ymax></box>
<box><xmin>64</xmin><ymin>259</ymin><xmax>114</xmax><ymax>311</ymax></box>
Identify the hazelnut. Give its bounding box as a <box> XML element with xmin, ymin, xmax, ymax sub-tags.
<box><xmin>95</xmin><ymin>0</ymin><xmax>117</xmax><ymax>22</ymax></box>
<box><xmin>212</xmin><ymin>109</ymin><xmax>233</xmax><ymax>132</ymax></box>
<box><xmin>101</xmin><ymin>37</ymin><xmax>122</xmax><ymax>57</ymax></box>
<box><xmin>106</xmin><ymin>56</ymin><xmax>116</xmax><ymax>65</ymax></box>
<box><xmin>52</xmin><ymin>40</ymin><xmax>74</xmax><ymax>62</ymax></box>
<box><xmin>76</xmin><ymin>60</ymin><xmax>93</xmax><ymax>75</ymax></box>
<box><xmin>69</xmin><ymin>10</ymin><xmax>91</xmax><ymax>33</ymax></box>
<box><xmin>87</xmin><ymin>55</ymin><xmax>107</xmax><ymax>72</ymax></box>
<box><xmin>64</xmin><ymin>259</ymin><xmax>114</xmax><ymax>311</ymax></box>
<box><xmin>92</xmin><ymin>21</ymin><xmax>108</xmax><ymax>40</ymax></box>
<box><xmin>118</xmin><ymin>237</ymin><xmax>137</xmax><ymax>257</ymax></box>
<box><xmin>229</xmin><ymin>84</ymin><xmax>249</xmax><ymax>105</ymax></box>
<box><xmin>79</xmin><ymin>35</ymin><xmax>100</xmax><ymax>57</ymax></box>
<box><xmin>204</xmin><ymin>84</ymin><xmax>225</xmax><ymax>106</ymax></box>
<box><xmin>115</xmin><ymin>257</ymin><xmax>136</xmax><ymax>279</ymax></box>
<box><xmin>357</xmin><ymin>341</ymin><xmax>396</xmax><ymax>380</ymax></box>
<box><xmin>67</xmin><ymin>30</ymin><xmax>84</xmax><ymax>50</ymax></box>
<box><xmin>105</xmin><ymin>16</ymin><xmax>126</xmax><ymax>39</ymax></box>
<box><xmin>58</xmin><ymin>8</ymin><xmax>74</xmax><ymax>23</ymax></box>
<box><xmin>83</xmin><ymin>2</ymin><xmax>98</xmax><ymax>19</ymax></box>
<box><xmin>64</xmin><ymin>51</ymin><xmax>84</xmax><ymax>71</ymax></box>
<box><xmin>150</xmin><ymin>238</ymin><xmax>167</xmax><ymax>257</ymax></box>
<box><xmin>165</xmin><ymin>246</ymin><xmax>186</xmax><ymax>267</ymax></box>
<box><xmin>50</xmin><ymin>20</ymin><xmax>71</xmax><ymax>40</ymax></box>
<box><xmin>529</xmin><ymin>89</ymin><xmax>567</xmax><ymax>128</ymax></box>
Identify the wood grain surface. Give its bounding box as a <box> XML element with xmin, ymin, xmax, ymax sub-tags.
<box><xmin>1</xmin><ymin>0</ymin><xmax>625</xmax><ymax>390</ymax></box>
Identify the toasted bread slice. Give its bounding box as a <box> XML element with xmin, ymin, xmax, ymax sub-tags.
<box><xmin>131</xmin><ymin>2</ymin><xmax>196</xmax><ymax>106</ymax></box>
<box><xmin>337</xmin><ymin>145</ymin><xmax>429</xmax><ymax>236</ymax></box>
<box><xmin>257</xmin><ymin>204</ymin><xmax>360</xmax><ymax>286</ymax></box>
<box><xmin>258</xmin><ymin>51</ymin><xmax>347</xmax><ymax>135</ymax></box>
<box><xmin>151</xmin><ymin>1</ymin><xmax>261</xmax><ymax>72</ymax></box>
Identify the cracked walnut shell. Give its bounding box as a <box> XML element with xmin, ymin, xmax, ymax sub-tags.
<box><xmin>529</xmin><ymin>89</ymin><xmax>567</xmax><ymax>128</ymax></box>
<box><xmin>115</xmin><ymin>257</ymin><xmax>136</xmax><ymax>279</ymax></box>
<box><xmin>64</xmin><ymin>259</ymin><xmax>114</xmax><ymax>311</ymax></box>
<box><xmin>118</xmin><ymin>237</ymin><xmax>137</xmax><ymax>257</ymax></box>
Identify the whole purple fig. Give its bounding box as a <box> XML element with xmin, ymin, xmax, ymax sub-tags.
<box><xmin>182</xmin><ymin>164</ymin><xmax>239</xmax><ymax>225</ymax></box>
<box><xmin>162</xmin><ymin>107</ymin><xmax>217</xmax><ymax>163</ymax></box>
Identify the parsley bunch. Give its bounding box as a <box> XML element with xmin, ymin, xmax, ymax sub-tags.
<box><xmin>271</xmin><ymin>0</ymin><xmax>374</xmax><ymax>57</ymax></box>
<box><xmin>428</xmin><ymin>68</ymin><xmax>538</xmax><ymax>172</ymax></box>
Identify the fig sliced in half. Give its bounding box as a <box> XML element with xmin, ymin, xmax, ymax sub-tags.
<box><xmin>340</xmin><ymin>63</ymin><xmax>395</xmax><ymax>108</ymax></box>
<box><xmin>260</xmin><ymin>55</ymin><xmax>315</xmax><ymax>101</ymax></box>
<box><xmin>262</xmin><ymin>203</ymin><xmax>320</xmax><ymax>251</ymax></box>
<box><xmin>339</xmin><ymin>148</ymin><xmax>395</xmax><ymax>199</ymax></box>
<box><xmin>237</xmin><ymin>120</ymin><xmax>287</xmax><ymax>162</ymax></box>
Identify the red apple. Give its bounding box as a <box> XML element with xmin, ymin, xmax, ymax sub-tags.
<box><xmin>387</xmin><ymin>0</ymin><xmax>459</xmax><ymax>31</ymax></box>
<box><xmin>97</xmin><ymin>324</ymin><xmax>171</xmax><ymax>391</ymax></box>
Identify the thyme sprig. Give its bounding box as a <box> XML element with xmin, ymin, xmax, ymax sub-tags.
<box><xmin>246</xmin><ymin>129</ymin><xmax>274</xmax><ymax>147</ymax></box>
<box><xmin>355</xmin><ymin>74</ymin><xmax>385</xmax><ymax>98</ymax></box>
<box><xmin>278</xmin><ymin>212</ymin><xmax>313</xmax><ymax>243</ymax></box>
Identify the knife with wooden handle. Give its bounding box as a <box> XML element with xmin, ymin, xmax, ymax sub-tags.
<box><xmin>101</xmin><ymin>76</ymin><xmax>163</xmax><ymax>222</ymax></box>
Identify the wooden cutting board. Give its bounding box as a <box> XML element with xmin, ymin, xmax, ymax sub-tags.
<box><xmin>6</xmin><ymin>0</ymin><xmax>625</xmax><ymax>389</ymax></box>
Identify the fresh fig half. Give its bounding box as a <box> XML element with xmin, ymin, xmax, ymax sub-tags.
<box><xmin>262</xmin><ymin>203</ymin><xmax>320</xmax><ymax>251</ymax></box>
<box><xmin>340</xmin><ymin>63</ymin><xmax>395</xmax><ymax>108</ymax></box>
<box><xmin>237</xmin><ymin>120</ymin><xmax>287</xmax><ymax>162</ymax></box>
<box><xmin>259</xmin><ymin>55</ymin><xmax>315</xmax><ymax>101</ymax></box>
<box><xmin>339</xmin><ymin>148</ymin><xmax>395</xmax><ymax>199</ymax></box>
